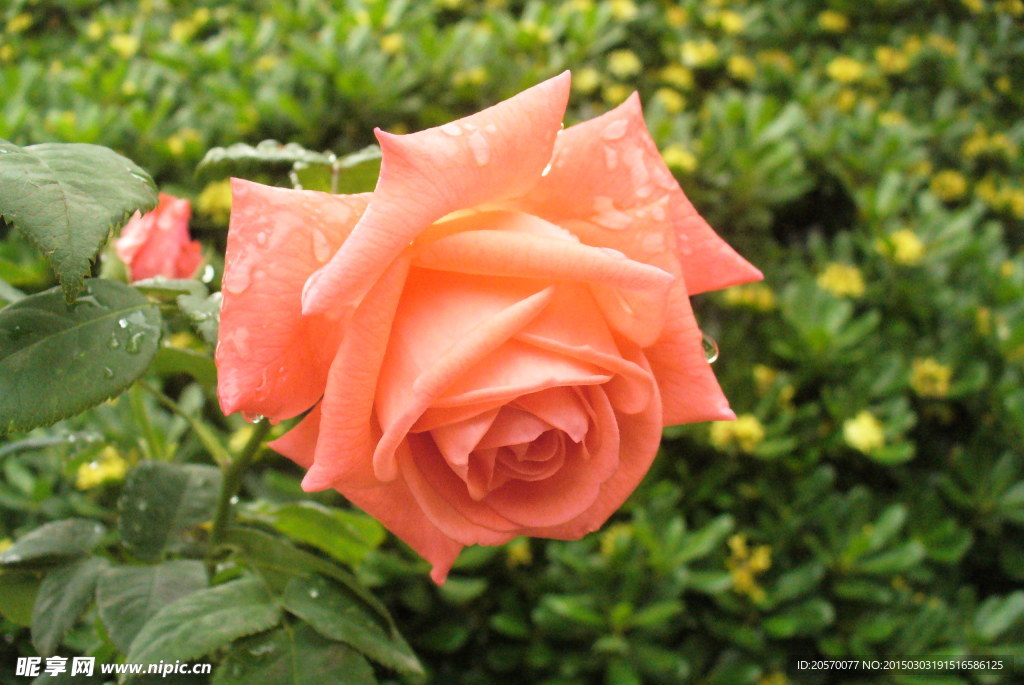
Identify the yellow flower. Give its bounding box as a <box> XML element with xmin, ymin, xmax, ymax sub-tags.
<box><xmin>660</xmin><ymin>64</ymin><xmax>694</xmax><ymax>89</ymax></box>
<box><xmin>818</xmin><ymin>263</ymin><xmax>866</xmax><ymax>298</ymax></box>
<box><xmin>879</xmin><ymin>111</ymin><xmax>907</xmax><ymax>127</ymax></box>
<box><xmin>170</xmin><ymin>19</ymin><xmax>196</xmax><ymax>43</ymax></box>
<box><xmin>727</xmin><ymin>54</ymin><xmax>757</xmax><ymax>81</ymax></box>
<box><xmin>380</xmin><ymin>33</ymin><xmax>404</xmax><ymax>55</ymax></box>
<box><xmin>505</xmin><ymin>538</ymin><xmax>532</xmax><ymax>567</ymax></box>
<box><xmin>661</xmin><ymin>143</ymin><xmax>697</xmax><ymax>173</ymax></box>
<box><xmin>1001</xmin><ymin>260</ymin><xmax>1017</xmax><ymax>278</ymax></box>
<box><xmin>452</xmin><ymin>66</ymin><xmax>487</xmax><ymax>87</ymax></box>
<box><xmin>835</xmin><ymin>89</ymin><xmax>858</xmax><ymax>112</ymax></box>
<box><xmin>607</xmin><ymin>49</ymin><xmax>642</xmax><ymax>78</ymax></box>
<box><xmin>85</xmin><ymin>21</ymin><xmax>104</xmax><ymax>40</ymax></box>
<box><xmin>121</xmin><ymin>81</ymin><xmax>138</xmax><ymax>97</ymax></box>
<box><xmin>76</xmin><ymin>447</ymin><xmax>128</xmax><ymax>490</ymax></box>
<box><xmin>653</xmin><ymin>88</ymin><xmax>686</xmax><ymax>114</ymax></box>
<box><xmin>843</xmin><ymin>411</ymin><xmax>885</xmax><ymax>453</ymax></box>
<box><xmin>758</xmin><ymin>50</ymin><xmax>794</xmax><ymax>74</ymax></box>
<box><xmin>569</xmin><ymin>0</ymin><xmax>594</xmax><ymax>11</ymax></box>
<box><xmin>7</xmin><ymin>13</ymin><xmax>32</xmax><ymax>33</ymax></box>
<box><xmin>875</xmin><ymin>229</ymin><xmax>925</xmax><ymax>265</ymax></box>
<box><xmin>753</xmin><ymin>365</ymin><xmax>777</xmax><ymax>395</ymax></box>
<box><xmin>197</xmin><ymin>179</ymin><xmax>233</xmax><ymax>224</ymax></box>
<box><xmin>817</xmin><ymin>10</ymin><xmax>849</xmax><ymax>32</ymax></box>
<box><xmin>962</xmin><ymin>126</ymin><xmax>990</xmax><ymax>158</ymax></box>
<box><xmin>927</xmin><ymin>34</ymin><xmax>958</xmax><ymax>56</ymax></box>
<box><xmin>0</xmin><ymin>538</ymin><xmax>11</xmax><ymax>553</ymax></box>
<box><xmin>997</xmin><ymin>0</ymin><xmax>1024</xmax><ymax>16</ymax></box>
<box><xmin>930</xmin><ymin>170</ymin><xmax>968</xmax><ymax>201</ymax></box>
<box><xmin>610</xmin><ymin>0</ymin><xmax>639</xmax><ymax>21</ymax></box>
<box><xmin>681</xmin><ymin>40</ymin><xmax>720</xmax><ymax>68</ymax></box>
<box><xmin>826</xmin><ymin>56</ymin><xmax>865</xmax><ymax>83</ymax></box>
<box><xmin>911</xmin><ymin>358</ymin><xmax>953</xmax><ymax>398</ymax></box>
<box><xmin>716</xmin><ymin>10</ymin><xmax>745</xmax><ymax>34</ymax></box>
<box><xmin>722</xmin><ymin>283</ymin><xmax>776</xmax><ymax>310</ymax></box>
<box><xmin>665</xmin><ymin>6</ymin><xmax>688</xmax><ymax>27</ymax></box>
<box><xmin>166</xmin><ymin>135</ymin><xmax>186</xmax><ymax>157</ymax></box>
<box><xmin>875</xmin><ymin>46</ymin><xmax>910</xmax><ymax>74</ymax></box>
<box><xmin>727</xmin><ymin>534</ymin><xmax>771</xmax><ymax>602</ymax></box>
<box><xmin>903</xmin><ymin>35</ymin><xmax>923</xmax><ymax>57</ymax></box>
<box><xmin>602</xmin><ymin>83</ymin><xmax>631</xmax><ymax>106</ymax></box>
<box><xmin>960</xmin><ymin>0</ymin><xmax>984</xmax><ymax>12</ymax></box>
<box><xmin>710</xmin><ymin>415</ymin><xmax>765</xmax><ymax>453</ymax></box>
<box><xmin>987</xmin><ymin>133</ymin><xmax>1017</xmax><ymax>159</ymax></box>
<box><xmin>976</xmin><ymin>306</ymin><xmax>992</xmax><ymax>336</ymax></box>
<box><xmin>573</xmin><ymin>67</ymin><xmax>601</xmax><ymax>94</ymax></box>
<box><xmin>109</xmin><ymin>34</ymin><xmax>140</xmax><ymax>58</ymax></box>
<box><xmin>759</xmin><ymin>672</ymin><xmax>789</xmax><ymax>685</ymax></box>
<box><xmin>254</xmin><ymin>54</ymin><xmax>279</xmax><ymax>72</ymax></box>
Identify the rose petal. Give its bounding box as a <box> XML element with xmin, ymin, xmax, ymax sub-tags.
<box><xmin>430</xmin><ymin>408</ymin><xmax>500</xmax><ymax>475</ymax></box>
<box><xmin>268</xmin><ymin>404</ymin><xmax>321</xmax><ymax>470</ymax></box>
<box><xmin>512</xmin><ymin>387</ymin><xmax>590</xmax><ymax>443</ymax></box>
<box><xmin>510</xmin><ymin>92</ymin><xmax>762</xmax><ymax>294</ymax></box>
<box><xmin>217</xmin><ymin>180</ymin><xmax>369</xmax><ymax>421</ymax></box>
<box><xmin>302</xmin><ymin>72</ymin><xmax>571</xmax><ymax>316</ymax></box>
<box><xmin>300</xmin><ymin>257</ymin><xmax>411</xmax><ymax>492</ymax></box>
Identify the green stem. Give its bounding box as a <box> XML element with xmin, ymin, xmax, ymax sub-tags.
<box><xmin>208</xmin><ymin>419</ymin><xmax>272</xmax><ymax>557</ymax></box>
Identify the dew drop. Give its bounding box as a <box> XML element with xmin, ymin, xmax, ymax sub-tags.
<box><xmin>103</xmin><ymin>367</ymin><xmax>114</xmax><ymax>379</ymax></box>
<box><xmin>200</xmin><ymin>264</ymin><xmax>216</xmax><ymax>283</ymax></box>
<box><xmin>242</xmin><ymin>411</ymin><xmax>264</xmax><ymax>424</ymax></box>
<box><xmin>108</xmin><ymin>333</ymin><xmax>121</xmax><ymax>350</ymax></box>
<box><xmin>652</xmin><ymin>205</ymin><xmax>667</xmax><ymax>221</ymax></box>
<box><xmin>440</xmin><ymin>122</ymin><xmax>462</xmax><ymax>136</ymax></box>
<box><xmin>702</xmin><ymin>332</ymin><xmax>720</xmax><ymax>364</ymax></box>
<box><xmin>605</xmin><ymin>147</ymin><xmax>618</xmax><ymax>170</ymax></box>
<box><xmin>256</xmin><ymin>231</ymin><xmax>268</xmax><ymax>247</ymax></box>
<box><xmin>125</xmin><ymin>332</ymin><xmax>144</xmax><ymax>354</ymax></box>
<box><xmin>230</xmin><ymin>495</ymin><xmax>240</xmax><ymax>504</ymax></box>
<box><xmin>312</xmin><ymin>229</ymin><xmax>333</xmax><ymax>264</ymax></box>
<box><xmin>601</xmin><ymin>119</ymin><xmax>628</xmax><ymax>141</ymax></box>
<box><xmin>309</xmin><ymin>589</ymin><xmax>320</xmax><ymax>599</ymax></box>
<box><xmin>485</xmin><ymin>123</ymin><xmax>498</xmax><ymax>133</ymax></box>
<box><xmin>592</xmin><ymin>196</ymin><xmax>632</xmax><ymax>230</ymax></box>
<box><xmin>541</xmin><ymin>160</ymin><xmax>553</xmax><ymax>177</ymax></box>
<box><xmin>641</xmin><ymin>232</ymin><xmax>664</xmax><ymax>253</ymax></box>
<box><xmin>223</xmin><ymin>263</ymin><xmax>252</xmax><ymax>294</ymax></box>
<box><xmin>117</xmin><ymin>318</ymin><xmax>129</xmax><ymax>329</ymax></box>
<box><xmin>138</xmin><ymin>501</ymin><xmax>148</xmax><ymax>511</ymax></box>
<box><xmin>468</xmin><ymin>130</ymin><xmax>491</xmax><ymax>166</ymax></box>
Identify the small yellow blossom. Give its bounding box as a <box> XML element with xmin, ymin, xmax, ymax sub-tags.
<box><xmin>976</xmin><ymin>306</ymin><xmax>992</xmax><ymax>336</ymax></box>
<box><xmin>817</xmin><ymin>10</ymin><xmax>849</xmax><ymax>32</ymax></box>
<box><xmin>723</xmin><ymin>283</ymin><xmax>776</xmax><ymax>310</ymax></box>
<box><xmin>987</xmin><ymin>133</ymin><xmax>1016</xmax><ymax>159</ymax></box>
<box><xmin>0</xmin><ymin>538</ymin><xmax>11</xmax><ymax>554</ymax></box>
<box><xmin>166</xmin><ymin>135</ymin><xmax>186</xmax><ymax>157</ymax></box>
<box><xmin>710</xmin><ymin>415</ymin><xmax>766</xmax><ymax>453</ymax></box>
<box><xmin>716</xmin><ymin>10</ymin><xmax>745</xmax><ymax>34</ymax></box>
<box><xmin>875</xmin><ymin>46</ymin><xmax>910</xmax><ymax>74</ymax></box>
<box><xmin>653</xmin><ymin>88</ymin><xmax>686</xmax><ymax>114</ymax></box>
<box><xmin>7</xmin><ymin>13</ymin><xmax>32</xmax><ymax>33</ymax></box>
<box><xmin>759</xmin><ymin>672</ymin><xmax>789</xmax><ymax>685</ymax></box>
<box><xmin>121</xmin><ymin>81</ymin><xmax>138</xmax><ymax>97</ymax></box>
<box><xmin>229</xmin><ymin>425</ymin><xmax>255</xmax><ymax>453</ymax></box>
<box><xmin>452</xmin><ymin>66</ymin><xmax>487</xmax><ymax>87</ymax></box>
<box><xmin>168</xmin><ymin>332</ymin><xmax>200</xmax><ymax>349</ymax></box>
<box><xmin>607</xmin><ymin>49</ymin><xmax>642</xmax><ymax>78</ymax></box>
<box><xmin>0</xmin><ymin>45</ymin><xmax>12</xmax><ymax>62</ymax></box>
<box><xmin>1000</xmin><ymin>260</ymin><xmax>1016</xmax><ymax>278</ymax></box>
<box><xmin>826</xmin><ymin>56</ymin><xmax>865</xmax><ymax>83</ymax></box>
<box><xmin>76</xmin><ymin>447</ymin><xmax>128</xmax><ymax>490</ymax></box>
<box><xmin>170</xmin><ymin>19</ymin><xmax>196</xmax><ymax>43</ymax></box>
<box><xmin>931</xmin><ymin>170</ymin><xmax>968</xmax><ymax>202</ymax></box>
<box><xmin>835</xmin><ymin>89</ymin><xmax>858</xmax><ymax>112</ymax></box>
<box><xmin>681</xmin><ymin>40</ymin><xmax>720</xmax><ymax>68</ymax></box>
<box><xmin>660</xmin><ymin>64</ymin><xmax>694</xmax><ymax>89</ymax></box>
<box><xmin>818</xmin><ymin>263</ymin><xmax>866</xmax><ymax>298</ymax></box>
<box><xmin>960</xmin><ymin>0</ymin><xmax>984</xmax><ymax>12</ymax></box>
<box><xmin>109</xmin><ymin>34</ymin><xmax>140</xmax><ymax>58</ymax></box>
<box><xmin>753</xmin><ymin>365</ymin><xmax>777</xmax><ymax>395</ymax></box>
<box><xmin>879</xmin><ymin>111</ymin><xmax>907</xmax><ymax>127</ymax></box>
<box><xmin>876</xmin><ymin>229</ymin><xmax>925</xmax><ymax>265</ymax></box>
<box><xmin>573</xmin><ymin>67</ymin><xmax>601</xmax><ymax>94</ymax></box>
<box><xmin>927</xmin><ymin>34</ymin><xmax>958</xmax><ymax>56</ymax></box>
<box><xmin>911</xmin><ymin>358</ymin><xmax>953</xmax><ymax>398</ymax></box>
<box><xmin>85</xmin><ymin>21</ymin><xmax>104</xmax><ymax>41</ymax></box>
<box><xmin>506</xmin><ymin>538</ymin><xmax>532</xmax><ymax>567</ymax></box>
<box><xmin>843</xmin><ymin>411</ymin><xmax>885</xmax><ymax>453</ymax></box>
<box><xmin>661</xmin><ymin>144</ymin><xmax>697</xmax><ymax>173</ymax></box>
<box><xmin>610</xmin><ymin>0</ymin><xmax>639</xmax><ymax>21</ymax></box>
<box><xmin>727</xmin><ymin>533</ymin><xmax>771</xmax><ymax>602</ymax></box>
<box><xmin>197</xmin><ymin>179</ymin><xmax>233</xmax><ymax>224</ymax></box>
<box><xmin>779</xmin><ymin>385</ymin><xmax>796</xmax><ymax>409</ymax></box>
<box><xmin>997</xmin><ymin>0</ymin><xmax>1024</xmax><ymax>16</ymax></box>
<box><xmin>254</xmin><ymin>54</ymin><xmax>279</xmax><ymax>72</ymax></box>
<box><xmin>602</xmin><ymin>83</ymin><xmax>631</xmax><ymax>106</ymax></box>
<box><xmin>910</xmin><ymin>159</ymin><xmax>933</xmax><ymax>178</ymax></box>
<box><xmin>727</xmin><ymin>54</ymin><xmax>757</xmax><ymax>81</ymax></box>
<box><xmin>665</xmin><ymin>6</ymin><xmax>688</xmax><ymax>27</ymax></box>
<box><xmin>569</xmin><ymin>0</ymin><xmax>594</xmax><ymax>11</ymax></box>
<box><xmin>962</xmin><ymin>127</ymin><xmax>990</xmax><ymax>158</ymax></box>
<box><xmin>903</xmin><ymin>35</ymin><xmax>923</xmax><ymax>57</ymax></box>
<box><xmin>380</xmin><ymin>33</ymin><xmax>404</xmax><ymax>55</ymax></box>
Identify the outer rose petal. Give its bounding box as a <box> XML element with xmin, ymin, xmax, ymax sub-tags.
<box><xmin>216</xmin><ymin>180</ymin><xmax>369</xmax><ymax>421</ymax></box>
<box><xmin>115</xmin><ymin>193</ymin><xmax>202</xmax><ymax>281</ymax></box>
<box><xmin>510</xmin><ymin>93</ymin><xmax>762</xmax><ymax>295</ymax></box>
<box><xmin>302</xmin><ymin>72</ymin><xmax>571</xmax><ymax>316</ymax></box>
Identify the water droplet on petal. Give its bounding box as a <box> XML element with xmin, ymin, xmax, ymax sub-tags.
<box><xmin>441</xmin><ymin>123</ymin><xmax>462</xmax><ymax>136</ymax></box>
<box><xmin>468</xmin><ymin>130</ymin><xmax>490</xmax><ymax>166</ymax></box>
<box><xmin>592</xmin><ymin>196</ymin><xmax>632</xmax><ymax>230</ymax></box>
<box><xmin>312</xmin><ymin>229</ymin><xmax>333</xmax><ymax>264</ymax></box>
<box><xmin>541</xmin><ymin>161</ymin><xmax>553</xmax><ymax>177</ymax></box>
<box><xmin>652</xmin><ymin>205</ymin><xmax>667</xmax><ymax>221</ymax></box>
<box><xmin>601</xmin><ymin>119</ymin><xmax>628</xmax><ymax>141</ymax></box>
<box><xmin>256</xmin><ymin>231</ymin><xmax>267</xmax><ymax>247</ymax></box>
<box><xmin>242</xmin><ymin>411</ymin><xmax>264</xmax><ymax>424</ymax></box>
<box><xmin>702</xmin><ymin>332</ymin><xmax>720</xmax><ymax>364</ymax></box>
<box><xmin>605</xmin><ymin>147</ymin><xmax>618</xmax><ymax>170</ymax></box>
<box><xmin>223</xmin><ymin>262</ymin><xmax>252</xmax><ymax>294</ymax></box>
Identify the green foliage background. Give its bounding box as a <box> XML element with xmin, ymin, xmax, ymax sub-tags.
<box><xmin>2</xmin><ymin>0</ymin><xmax>1023</xmax><ymax>683</ymax></box>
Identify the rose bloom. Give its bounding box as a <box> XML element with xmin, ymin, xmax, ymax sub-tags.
<box><xmin>216</xmin><ymin>73</ymin><xmax>761</xmax><ymax>583</ymax></box>
<box><xmin>115</xmin><ymin>193</ymin><xmax>202</xmax><ymax>281</ymax></box>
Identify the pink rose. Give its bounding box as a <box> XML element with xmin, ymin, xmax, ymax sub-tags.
<box><xmin>115</xmin><ymin>193</ymin><xmax>202</xmax><ymax>281</ymax></box>
<box><xmin>216</xmin><ymin>73</ymin><xmax>761</xmax><ymax>583</ymax></box>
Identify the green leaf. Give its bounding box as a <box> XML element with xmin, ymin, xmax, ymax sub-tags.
<box><xmin>293</xmin><ymin>146</ymin><xmax>382</xmax><ymax>195</ymax></box>
<box><xmin>176</xmin><ymin>291</ymin><xmax>221</xmax><ymax>344</ymax></box>
<box><xmin>0</xmin><ymin>278</ymin><xmax>25</xmax><ymax>305</ymax></box>
<box><xmin>96</xmin><ymin>560</ymin><xmax>208</xmax><ymax>652</ymax></box>
<box><xmin>32</xmin><ymin>556</ymin><xmax>109</xmax><ymax>656</ymax></box>
<box><xmin>0</xmin><ymin>279</ymin><xmax>162</xmax><ymax>434</ymax></box>
<box><xmin>974</xmin><ymin>591</ymin><xmax>1024</xmax><ymax>642</ymax></box>
<box><xmin>675</xmin><ymin>515</ymin><xmax>734</xmax><ymax>564</ymax></box>
<box><xmin>197</xmin><ymin>140</ymin><xmax>333</xmax><ymax>180</ymax></box>
<box><xmin>0</xmin><ymin>140</ymin><xmax>157</xmax><ymax>301</ymax></box>
<box><xmin>283</xmin><ymin>574</ymin><xmax>422</xmax><ymax>675</ymax></box>
<box><xmin>118</xmin><ymin>461</ymin><xmax>222</xmax><ymax>559</ymax></box>
<box><xmin>0</xmin><ymin>569</ymin><xmax>42</xmax><ymax>625</ymax></box>
<box><xmin>214</xmin><ymin>624</ymin><xmax>377</xmax><ymax>685</ymax></box>
<box><xmin>126</xmin><ymin>576</ymin><xmax>282</xmax><ymax>665</ymax></box>
<box><xmin>241</xmin><ymin>501</ymin><xmax>385</xmax><ymax>567</ymax></box>
<box><xmin>0</xmin><ymin>518</ymin><xmax>105</xmax><ymax>569</ymax></box>
<box><xmin>763</xmin><ymin>599</ymin><xmax>835</xmax><ymax>638</ymax></box>
<box><xmin>856</xmin><ymin>540</ymin><xmax>926</xmax><ymax>575</ymax></box>
<box><xmin>132</xmin><ymin>277</ymin><xmax>207</xmax><ymax>300</ymax></box>
<box><xmin>151</xmin><ymin>345</ymin><xmax>217</xmax><ymax>390</ymax></box>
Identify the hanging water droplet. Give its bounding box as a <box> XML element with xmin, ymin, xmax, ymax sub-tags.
<box><xmin>200</xmin><ymin>264</ymin><xmax>216</xmax><ymax>283</ymax></box>
<box><xmin>230</xmin><ymin>495</ymin><xmax>240</xmax><ymax>504</ymax></box>
<box><xmin>242</xmin><ymin>411</ymin><xmax>265</xmax><ymax>424</ymax></box>
<box><xmin>702</xmin><ymin>332</ymin><xmax>719</xmax><ymax>364</ymax></box>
